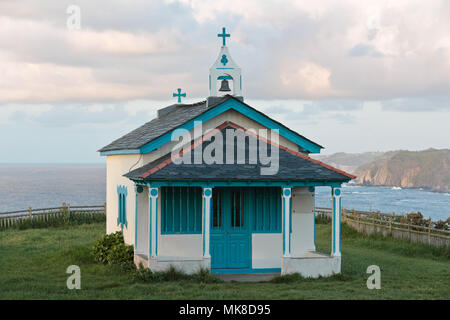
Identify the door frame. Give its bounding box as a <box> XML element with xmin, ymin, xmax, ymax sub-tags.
<box><xmin>210</xmin><ymin>187</ymin><xmax>252</xmax><ymax>271</ymax></box>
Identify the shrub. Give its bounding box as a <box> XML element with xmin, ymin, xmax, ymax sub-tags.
<box><xmin>93</xmin><ymin>231</ymin><xmax>133</xmax><ymax>268</ymax></box>
<box><xmin>108</xmin><ymin>243</ymin><xmax>135</xmax><ymax>270</ymax></box>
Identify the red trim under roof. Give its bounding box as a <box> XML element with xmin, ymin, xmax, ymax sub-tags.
<box><xmin>139</xmin><ymin>121</ymin><xmax>356</xmax><ymax>180</ymax></box>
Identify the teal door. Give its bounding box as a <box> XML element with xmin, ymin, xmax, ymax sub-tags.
<box><xmin>211</xmin><ymin>188</ymin><xmax>251</xmax><ymax>270</ymax></box>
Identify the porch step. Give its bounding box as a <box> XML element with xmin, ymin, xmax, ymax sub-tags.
<box><xmin>217</xmin><ymin>273</ymin><xmax>280</xmax><ymax>282</ymax></box>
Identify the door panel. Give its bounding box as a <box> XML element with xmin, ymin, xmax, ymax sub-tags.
<box><xmin>211</xmin><ymin>188</ymin><xmax>250</xmax><ymax>270</ymax></box>
<box><xmin>211</xmin><ymin>234</ymin><xmax>227</xmax><ymax>268</ymax></box>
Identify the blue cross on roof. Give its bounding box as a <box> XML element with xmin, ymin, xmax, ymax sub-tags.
<box><xmin>173</xmin><ymin>88</ymin><xmax>186</xmax><ymax>103</ymax></box>
<box><xmin>217</xmin><ymin>27</ymin><xmax>230</xmax><ymax>46</ymax></box>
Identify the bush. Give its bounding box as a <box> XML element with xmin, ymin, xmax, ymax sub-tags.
<box><xmin>109</xmin><ymin>243</ymin><xmax>135</xmax><ymax>270</ymax></box>
<box><xmin>93</xmin><ymin>231</ymin><xmax>134</xmax><ymax>269</ymax></box>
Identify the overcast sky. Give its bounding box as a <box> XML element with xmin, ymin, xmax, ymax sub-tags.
<box><xmin>0</xmin><ymin>0</ymin><xmax>449</xmax><ymax>163</ymax></box>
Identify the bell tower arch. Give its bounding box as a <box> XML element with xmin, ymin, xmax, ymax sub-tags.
<box><xmin>209</xmin><ymin>27</ymin><xmax>242</xmax><ymax>98</ymax></box>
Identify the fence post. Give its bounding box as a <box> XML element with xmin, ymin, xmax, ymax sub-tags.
<box><xmin>28</xmin><ymin>207</ymin><xmax>32</xmax><ymax>219</ymax></box>
<box><xmin>67</xmin><ymin>203</ymin><xmax>70</xmax><ymax>215</ymax></box>
<box><xmin>408</xmin><ymin>221</ymin><xmax>411</xmax><ymax>240</ymax></box>
<box><xmin>389</xmin><ymin>219</ymin><xmax>392</xmax><ymax>234</ymax></box>
<box><xmin>428</xmin><ymin>221</ymin><xmax>431</xmax><ymax>245</ymax></box>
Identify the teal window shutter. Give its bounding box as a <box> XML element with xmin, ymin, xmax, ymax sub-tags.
<box><xmin>251</xmin><ymin>187</ymin><xmax>282</xmax><ymax>233</ymax></box>
<box><xmin>117</xmin><ymin>185</ymin><xmax>128</xmax><ymax>230</ymax></box>
<box><xmin>161</xmin><ymin>187</ymin><xmax>202</xmax><ymax>234</ymax></box>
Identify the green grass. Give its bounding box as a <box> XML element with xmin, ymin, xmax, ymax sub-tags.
<box><xmin>0</xmin><ymin>222</ymin><xmax>449</xmax><ymax>299</ymax></box>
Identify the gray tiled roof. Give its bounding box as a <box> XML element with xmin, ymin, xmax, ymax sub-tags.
<box><xmin>99</xmin><ymin>95</ymin><xmax>323</xmax><ymax>153</ymax></box>
<box><xmin>124</xmin><ymin>126</ymin><xmax>353</xmax><ymax>182</ymax></box>
<box><xmin>98</xmin><ymin>100</ymin><xmax>210</xmax><ymax>152</ymax></box>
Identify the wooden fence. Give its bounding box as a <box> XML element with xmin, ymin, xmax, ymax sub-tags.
<box><xmin>313</xmin><ymin>207</ymin><xmax>450</xmax><ymax>248</ymax></box>
<box><xmin>0</xmin><ymin>203</ymin><xmax>106</xmax><ymax>230</ymax></box>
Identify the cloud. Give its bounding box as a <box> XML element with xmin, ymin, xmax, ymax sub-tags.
<box><xmin>0</xmin><ymin>0</ymin><xmax>448</xmax><ymax>106</ymax></box>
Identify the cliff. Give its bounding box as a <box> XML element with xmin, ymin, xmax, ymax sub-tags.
<box><xmin>314</xmin><ymin>149</ymin><xmax>450</xmax><ymax>193</ymax></box>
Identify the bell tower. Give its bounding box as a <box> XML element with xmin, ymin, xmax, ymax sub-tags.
<box><xmin>209</xmin><ymin>27</ymin><xmax>243</xmax><ymax>100</ymax></box>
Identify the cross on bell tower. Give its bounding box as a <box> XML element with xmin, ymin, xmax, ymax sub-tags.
<box><xmin>217</xmin><ymin>27</ymin><xmax>230</xmax><ymax>47</ymax></box>
<box><xmin>209</xmin><ymin>27</ymin><xmax>242</xmax><ymax>99</ymax></box>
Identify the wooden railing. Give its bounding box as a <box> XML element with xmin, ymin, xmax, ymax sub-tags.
<box><xmin>0</xmin><ymin>203</ymin><xmax>106</xmax><ymax>230</ymax></box>
<box><xmin>313</xmin><ymin>207</ymin><xmax>450</xmax><ymax>248</ymax></box>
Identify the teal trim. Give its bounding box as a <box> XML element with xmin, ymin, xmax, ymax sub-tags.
<box><xmin>282</xmin><ymin>196</ymin><xmax>285</xmax><ymax>254</ymax></box>
<box><xmin>117</xmin><ymin>185</ymin><xmax>127</xmax><ymax>230</ymax></box>
<box><xmin>140</xmin><ymin>180</ymin><xmax>343</xmax><ymax>188</ymax></box>
<box><xmin>134</xmin><ymin>191</ymin><xmax>138</xmax><ymax>250</ymax></box>
<box><xmin>338</xmin><ymin>196</ymin><xmax>341</xmax><ymax>253</ymax></box>
<box><xmin>155</xmin><ymin>196</ymin><xmax>158</xmax><ymax>256</ymax></box>
<box><xmin>202</xmin><ymin>194</ymin><xmax>205</xmax><ymax>256</ymax></box>
<box><xmin>216</xmin><ymin>67</ymin><xmax>234</xmax><ymax>69</ymax></box>
<box><xmin>149</xmin><ymin>193</ymin><xmax>152</xmax><ymax>257</ymax></box>
<box><xmin>211</xmin><ymin>268</ymin><xmax>281</xmax><ymax>274</ymax></box>
<box><xmin>332</xmin><ymin>196</ymin><xmax>336</xmax><ymax>254</ymax></box>
<box><xmin>100</xmin><ymin>149</ymin><xmax>140</xmax><ymax>156</ymax></box>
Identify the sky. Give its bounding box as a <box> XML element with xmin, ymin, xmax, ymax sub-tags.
<box><xmin>0</xmin><ymin>0</ymin><xmax>449</xmax><ymax>163</ymax></box>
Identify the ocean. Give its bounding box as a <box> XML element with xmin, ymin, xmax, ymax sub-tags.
<box><xmin>0</xmin><ymin>165</ymin><xmax>449</xmax><ymax>221</ymax></box>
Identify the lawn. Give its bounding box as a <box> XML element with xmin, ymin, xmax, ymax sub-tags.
<box><xmin>0</xmin><ymin>222</ymin><xmax>448</xmax><ymax>299</ymax></box>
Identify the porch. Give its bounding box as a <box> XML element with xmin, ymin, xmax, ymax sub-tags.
<box><xmin>132</xmin><ymin>184</ymin><xmax>343</xmax><ymax>278</ymax></box>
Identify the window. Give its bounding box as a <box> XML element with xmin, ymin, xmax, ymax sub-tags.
<box><xmin>161</xmin><ymin>187</ymin><xmax>202</xmax><ymax>234</ymax></box>
<box><xmin>117</xmin><ymin>185</ymin><xmax>128</xmax><ymax>230</ymax></box>
<box><xmin>212</xmin><ymin>189</ymin><xmax>222</xmax><ymax>228</ymax></box>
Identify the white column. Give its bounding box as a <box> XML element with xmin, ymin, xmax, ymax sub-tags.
<box><xmin>134</xmin><ymin>186</ymin><xmax>138</xmax><ymax>251</ymax></box>
<box><xmin>332</xmin><ymin>187</ymin><xmax>342</xmax><ymax>257</ymax></box>
<box><xmin>282</xmin><ymin>187</ymin><xmax>292</xmax><ymax>257</ymax></box>
<box><xmin>202</xmin><ymin>187</ymin><xmax>212</xmax><ymax>258</ymax></box>
<box><xmin>149</xmin><ymin>187</ymin><xmax>158</xmax><ymax>258</ymax></box>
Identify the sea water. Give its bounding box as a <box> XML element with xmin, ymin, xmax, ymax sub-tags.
<box><xmin>0</xmin><ymin>165</ymin><xmax>449</xmax><ymax>221</ymax></box>
<box><xmin>315</xmin><ymin>184</ymin><xmax>450</xmax><ymax>221</ymax></box>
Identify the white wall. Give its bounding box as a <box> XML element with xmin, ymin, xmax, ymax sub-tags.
<box><xmin>105</xmin><ymin>154</ymin><xmax>144</xmax><ymax>245</ymax></box>
<box><xmin>252</xmin><ymin>233</ymin><xmax>282</xmax><ymax>269</ymax></box>
<box><xmin>291</xmin><ymin>187</ymin><xmax>316</xmax><ymax>256</ymax></box>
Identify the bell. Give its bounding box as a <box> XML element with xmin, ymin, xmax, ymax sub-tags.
<box><xmin>219</xmin><ymin>79</ymin><xmax>231</xmax><ymax>92</ymax></box>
